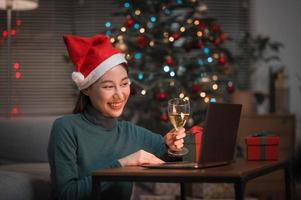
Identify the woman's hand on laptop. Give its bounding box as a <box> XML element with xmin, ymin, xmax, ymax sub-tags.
<box><xmin>164</xmin><ymin>127</ymin><xmax>186</xmax><ymax>152</ymax></box>
<box><xmin>118</xmin><ymin>149</ymin><xmax>164</xmax><ymax>167</ymax></box>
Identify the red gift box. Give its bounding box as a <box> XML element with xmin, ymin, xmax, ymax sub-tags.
<box><xmin>245</xmin><ymin>135</ymin><xmax>279</xmax><ymax>161</ymax></box>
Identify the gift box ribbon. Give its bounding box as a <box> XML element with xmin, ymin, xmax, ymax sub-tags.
<box><xmin>251</xmin><ymin>131</ymin><xmax>276</xmax><ymax>160</ymax></box>
<box><xmin>189</xmin><ymin>125</ymin><xmax>203</xmax><ymax>162</ymax></box>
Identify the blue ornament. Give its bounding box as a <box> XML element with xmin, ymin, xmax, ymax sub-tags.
<box><xmin>203</xmin><ymin>47</ymin><xmax>210</xmax><ymax>54</ymax></box>
<box><xmin>123</xmin><ymin>2</ymin><xmax>130</xmax><ymax>8</ymax></box>
<box><xmin>197</xmin><ymin>59</ymin><xmax>204</xmax><ymax>66</ymax></box>
<box><xmin>207</xmin><ymin>57</ymin><xmax>213</xmax><ymax>63</ymax></box>
<box><xmin>137</xmin><ymin>72</ymin><xmax>144</xmax><ymax>80</ymax></box>
<box><xmin>150</xmin><ymin>16</ymin><xmax>157</xmax><ymax>23</ymax></box>
<box><xmin>133</xmin><ymin>23</ymin><xmax>140</xmax><ymax>30</ymax></box>
<box><xmin>105</xmin><ymin>21</ymin><xmax>112</xmax><ymax>28</ymax></box>
<box><xmin>134</xmin><ymin>52</ymin><xmax>142</xmax><ymax>60</ymax></box>
<box><xmin>164</xmin><ymin>9</ymin><xmax>171</xmax><ymax>16</ymax></box>
<box><xmin>105</xmin><ymin>30</ymin><xmax>112</xmax><ymax>36</ymax></box>
<box><xmin>210</xmin><ymin>98</ymin><xmax>217</xmax><ymax>103</ymax></box>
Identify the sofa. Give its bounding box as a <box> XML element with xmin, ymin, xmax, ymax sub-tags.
<box><xmin>0</xmin><ymin>116</ymin><xmax>58</xmax><ymax>200</ymax></box>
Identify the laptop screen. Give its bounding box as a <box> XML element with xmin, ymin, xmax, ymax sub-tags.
<box><xmin>200</xmin><ymin>103</ymin><xmax>242</xmax><ymax>164</ymax></box>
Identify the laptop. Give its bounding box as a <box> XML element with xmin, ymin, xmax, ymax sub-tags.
<box><xmin>141</xmin><ymin>103</ymin><xmax>242</xmax><ymax>169</ymax></box>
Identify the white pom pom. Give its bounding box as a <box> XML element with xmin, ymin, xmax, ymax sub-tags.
<box><xmin>72</xmin><ymin>72</ymin><xmax>85</xmax><ymax>86</ymax></box>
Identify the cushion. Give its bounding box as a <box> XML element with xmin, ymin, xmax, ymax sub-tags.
<box><xmin>0</xmin><ymin>116</ymin><xmax>59</xmax><ymax>163</ymax></box>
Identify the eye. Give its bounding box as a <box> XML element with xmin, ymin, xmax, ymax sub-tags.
<box><xmin>102</xmin><ymin>85</ymin><xmax>114</xmax><ymax>89</ymax></box>
<box><xmin>121</xmin><ymin>81</ymin><xmax>130</xmax><ymax>87</ymax></box>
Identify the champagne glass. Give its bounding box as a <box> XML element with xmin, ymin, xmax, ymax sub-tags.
<box><xmin>167</xmin><ymin>97</ymin><xmax>190</xmax><ymax>156</ymax></box>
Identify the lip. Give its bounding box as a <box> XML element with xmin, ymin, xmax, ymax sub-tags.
<box><xmin>108</xmin><ymin>101</ymin><xmax>124</xmax><ymax>110</ymax></box>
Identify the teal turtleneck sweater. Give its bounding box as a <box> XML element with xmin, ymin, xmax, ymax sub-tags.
<box><xmin>48</xmin><ymin>105</ymin><xmax>166</xmax><ymax>200</ymax></box>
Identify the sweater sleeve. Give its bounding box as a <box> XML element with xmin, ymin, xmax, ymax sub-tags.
<box><xmin>48</xmin><ymin>118</ymin><xmax>121</xmax><ymax>200</ymax></box>
<box><xmin>128</xmin><ymin>122</ymin><xmax>167</xmax><ymax>158</ymax></box>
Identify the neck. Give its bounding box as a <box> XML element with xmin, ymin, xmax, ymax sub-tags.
<box><xmin>83</xmin><ymin>104</ymin><xmax>117</xmax><ymax>130</ymax></box>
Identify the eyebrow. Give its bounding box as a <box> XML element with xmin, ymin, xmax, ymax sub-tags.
<box><xmin>99</xmin><ymin>77</ymin><xmax>129</xmax><ymax>84</ymax></box>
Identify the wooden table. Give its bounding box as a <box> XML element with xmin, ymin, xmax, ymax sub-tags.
<box><xmin>92</xmin><ymin>159</ymin><xmax>292</xmax><ymax>200</ymax></box>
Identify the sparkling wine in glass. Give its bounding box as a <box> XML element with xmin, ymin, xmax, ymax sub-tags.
<box><xmin>167</xmin><ymin>97</ymin><xmax>190</xmax><ymax>156</ymax></box>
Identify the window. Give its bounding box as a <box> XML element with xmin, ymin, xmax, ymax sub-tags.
<box><xmin>0</xmin><ymin>0</ymin><xmax>250</xmax><ymax>116</ymax></box>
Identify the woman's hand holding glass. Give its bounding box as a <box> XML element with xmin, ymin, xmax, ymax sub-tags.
<box><xmin>166</xmin><ymin>98</ymin><xmax>190</xmax><ymax>156</ymax></box>
<box><xmin>164</xmin><ymin>127</ymin><xmax>186</xmax><ymax>152</ymax></box>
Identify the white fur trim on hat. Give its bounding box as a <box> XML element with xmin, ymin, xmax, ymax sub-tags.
<box><xmin>74</xmin><ymin>53</ymin><xmax>127</xmax><ymax>90</ymax></box>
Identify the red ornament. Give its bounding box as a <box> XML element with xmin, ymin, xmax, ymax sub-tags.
<box><xmin>198</xmin><ymin>22</ymin><xmax>206</xmax><ymax>31</ymax></box>
<box><xmin>195</xmin><ymin>40</ymin><xmax>203</xmax><ymax>49</ymax></box>
<box><xmin>226</xmin><ymin>81</ymin><xmax>235</xmax><ymax>94</ymax></box>
<box><xmin>15</xmin><ymin>72</ymin><xmax>22</xmax><ymax>79</ymax></box>
<box><xmin>2</xmin><ymin>30</ymin><xmax>8</xmax><ymax>38</ymax></box>
<box><xmin>16</xmin><ymin>19</ymin><xmax>22</xmax><ymax>26</ymax></box>
<box><xmin>11</xmin><ymin>106</ymin><xmax>19</xmax><ymax>115</ymax></box>
<box><xmin>191</xmin><ymin>84</ymin><xmax>201</xmax><ymax>93</ymax></box>
<box><xmin>218</xmin><ymin>56</ymin><xmax>226</xmax><ymax>65</ymax></box>
<box><xmin>220</xmin><ymin>32</ymin><xmax>228</xmax><ymax>42</ymax></box>
<box><xmin>13</xmin><ymin>63</ymin><xmax>20</xmax><ymax>70</ymax></box>
<box><xmin>165</xmin><ymin>56</ymin><xmax>174</xmax><ymax>65</ymax></box>
<box><xmin>160</xmin><ymin>113</ymin><xmax>169</xmax><ymax>122</ymax></box>
<box><xmin>156</xmin><ymin>91</ymin><xmax>167</xmax><ymax>101</ymax></box>
<box><xmin>172</xmin><ymin>32</ymin><xmax>181</xmax><ymax>40</ymax></box>
<box><xmin>210</xmin><ymin>23</ymin><xmax>221</xmax><ymax>33</ymax></box>
<box><xmin>136</xmin><ymin>35</ymin><xmax>147</xmax><ymax>48</ymax></box>
<box><xmin>124</xmin><ymin>17</ymin><xmax>135</xmax><ymax>28</ymax></box>
<box><xmin>184</xmin><ymin>42</ymin><xmax>192</xmax><ymax>52</ymax></box>
<box><xmin>213</xmin><ymin>38</ymin><xmax>221</xmax><ymax>46</ymax></box>
<box><xmin>10</xmin><ymin>29</ymin><xmax>16</xmax><ymax>36</ymax></box>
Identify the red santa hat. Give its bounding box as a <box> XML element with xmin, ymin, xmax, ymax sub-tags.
<box><xmin>63</xmin><ymin>34</ymin><xmax>127</xmax><ymax>90</ymax></box>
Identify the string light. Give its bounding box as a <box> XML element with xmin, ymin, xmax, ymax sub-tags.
<box><xmin>110</xmin><ymin>37</ymin><xmax>115</xmax><ymax>43</ymax></box>
<box><xmin>187</xmin><ymin>19</ymin><xmax>193</xmax><ymax>24</ymax></box>
<box><xmin>204</xmin><ymin>97</ymin><xmax>210</xmax><ymax>103</ymax></box>
<box><xmin>170</xmin><ymin>80</ymin><xmax>175</xmax><ymax>86</ymax></box>
<box><xmin>169</xmin><ymin>71</ymin><xmax>175</xmax><ymax>77</ymax></box>
<box><xmin>180</xmin><ymin>27</ymin><xmax>186</xmax><ymax>32</ymax></box>
<box><xmin>179</xmin><ymin>93</ymin><xmax>185</xmax><ymax>98</ymax></box>
<box><xmin>213</xmin><ymin>53</ymin><xmax>219</xmax><ymax>59</ymax></box>
<box><xmin>212</xmin><ymin>83</ymin><xmax>218</xmax><ymax>90</ymax></box>
<box><xmin>163</xmin><ymin>65</ymin><xmax>170</xmax><ymax>72</ymax></box>
<box><xmin>197</xmin><ymin>31</ymin><xmax>203</xmax><ymax>37</ymax></box>
<box><xmin>120</xmin><ymin>27</ymin><xmax>126</xmax><ymax>32</ymax></box>
<box><xmin>139</xmin><ymin>28</ymin><xmax>145</xmax><ymax>33</ymax></box>
<box><xmin>194</xmin><ymin>20</ymin><xmax>200</xmax><ymax>25</ymax></box>
<box><xmin>168</xmin><ymin>36</ymin><xmax>174</xmax><ymax>42</ymax></box>
<box><xmin>200</xmin><ymin>92</ymin><xmax>206</xmax><ymax>98</ymax></box>
<box><xmin>212</xmin><ymin>75</ymin><xmax>218</xmax><ymax>81</ymax></box>
<box><xmin>149</xmin><ymin>41</ymin><xmax>155</xmax><ymax>47</ymax></box>
<box><xmin>141</xmin><ymin>89</ymin><xmax>146</xmax><ymax>95</ymax></box>
<box><xmin>134</xmin><ymin>9</ymin><xmax>141</xmax><ymax>15</ymax></box>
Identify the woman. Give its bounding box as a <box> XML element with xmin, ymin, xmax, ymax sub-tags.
<box><xmin>48</xmin><ymin>34</ymin><xmax>185</xmax><ymax>200</ymax></box>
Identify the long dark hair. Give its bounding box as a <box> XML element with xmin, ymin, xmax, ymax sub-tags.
<box><xmin>72</xmin><ymin>63</ymin><xmax>129</xmax><ymax>114</ymax></box>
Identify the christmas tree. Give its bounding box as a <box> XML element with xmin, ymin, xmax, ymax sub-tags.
<box><xmin>105</xmin><ymin>0</ymin><xmax>234</xmax><ymax>133</ymax></box>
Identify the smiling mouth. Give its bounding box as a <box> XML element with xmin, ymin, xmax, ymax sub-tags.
<box><xmin>109</xmin><ymin>101</ymin><xmax>123</xmax><ymax>110</ymax></box>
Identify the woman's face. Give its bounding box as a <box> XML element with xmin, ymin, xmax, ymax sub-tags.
<box><xmin>83</xmin><ymin>64</ymin><xmax>130</xmax><ymax>118</ymax></box>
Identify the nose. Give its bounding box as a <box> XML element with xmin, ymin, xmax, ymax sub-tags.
<box><xmin>113</xmin><ymin>86</ymin><xmax>123</xmax><ymax>99</ymax></box>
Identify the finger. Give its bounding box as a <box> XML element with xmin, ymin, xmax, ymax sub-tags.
<box><xmin>176</xmin><ymin>143</ymin><xmax>184</xmax><ymax>149</ymax></box>
<box><xmin>175</xmin><ymin>132</ymin><xmax>186</xmax><ymax>140</ymax></box>
<box><xmin>174</xmin><ymin>139</ymin><xmax>184</xmax><ymax>146</ymax></box>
